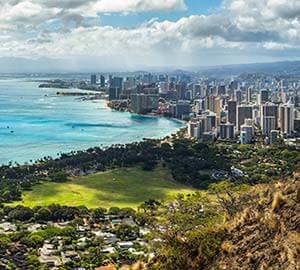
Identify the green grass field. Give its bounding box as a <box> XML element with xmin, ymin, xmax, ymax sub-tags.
<box><xmin>12</xmin><ymin>166</ymin><xmax>195</xmax><ymax>209</ymax></box>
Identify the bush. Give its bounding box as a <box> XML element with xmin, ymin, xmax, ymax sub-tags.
<box><xmin>49</xmin><ymin>171</ymin><xmax>68</xmax><ymax>183</ymax></box>
<box><xmin>34</xmin><ymin>207</ymin><xmax>52</xmax><ymax>222</ymax></box>
<box><xmin>142</xmin><ymin>160</ymin><xmax>157</xmax><ymax>171</ymax></box>
<box><xmin>7</xmin><ymin>206</ymin><xmax>34</xmax><ymax>221</ymax></box>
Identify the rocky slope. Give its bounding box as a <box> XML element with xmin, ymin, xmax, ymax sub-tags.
<box><xmin>210</xmin><ymin>176</ymin><xmax>300</xmax><ymax>270</ymax></box>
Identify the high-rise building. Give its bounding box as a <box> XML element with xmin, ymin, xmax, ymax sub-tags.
<box><xmin>294</xmin><ymin>95</ymin><xmax>299</xmax><ymax>107</ymax></box>
<box><xmin>244</xmin><ymin>118</ymin><xmax>255</xmax><ymax>126</ymax></box>
<box><xmin>234</xmin><ymin>89</ymin><xmax>242</xmax><ymax>104</ymax></box>
<box><xmin>237</xmin><ymin>105</ymin><xmax>253</xmax><ymax>130</ymax></box>
<box><xmin>213</xmin><ymin>97</ymin><xmax>222</xmax><ymax>114</ymax></box>
<box><xmin>261</xmin><ymin>103</ymin><xmax>279</xmax><ymax>135</ymax></box>
<box><xmin>193</xmin><ymin>84</ymin><xmax>202</xmax><ymax>97</ymax></box>
<box><xmin>229</xmin><ymin>80</ymin><xmax>238</xmax><ymax>91</ymax></box>
<box><xmin>100</xmin><ymin>75</ymin><xmax>105</xmax><ymax>88</ymax></box>
<box><xmin>176</xmin><ymin>83</ymin><xmax>187</xmax><ymax>100</ymax></box>
<box><xmin>130</xmin><ymin>94</ymin><xmax>159</xmax><ymax>114</ymax></box>
<box><xmin>108</xmin><ymin>75</ymin><xmax>113</xmax><ymax>87</ymax></box>
<box><xmin>126</xmin><ymin>77</ymin><xmax>136</xmax><ymax>89</ymax></box>
<box><xmin>187</xmin><ymin>120</ymin><xmax>205</xmax><ymax>139</ymax></box>
<box><xmin>91</xmin><ymin>74</ymin><xmax>97</xmax><ymax>85</ymax></box>
<box><xmin>294</xmin><ymin>118</ymin><xmax>300</xmax><ymax>135</ymax></box>
<box><xmin>213</xmin><ymin>96</ymin><xmax>222</xmax><ymax>124</ymax></box>
<box><xmin>193</xmin><ymin>99</ymin><xmax>205</xmax><ymax>114</ymax></box>
<box><xmin>175</xmin><ymin>101</ymin><xmax>191</xmax><ymax>119</ymax></box>
<box><xmin>219</xmin><ymin>123</ymin><xmax>235</xmax><ymax>140</ymax></box>
<box><xmin>258</xmin><ymin>89</ymin><xmax>269</xmax><ymax>105</ymax></box>
<box><xmin>246</xmin><ymin>88</ymin><xmax>252</xmax><ymax>103</ymax></box>
<box><xmin>109</xmin><ymin>87</ymin><xmax>121</xmax><ymax>100</ymax></box>
<box><xmin>160</xmin><ymin>82</ymin><xmax>169</xmax><ymax>94</ymax></box>
<box><xmin>188</xmin><ymin>121</ymin><xmax>199</xmax><ymax>138</ymax></box>
<box><xmin>205</xmin><ymin>96</ymin><xmax>216</xmax><ymax>111</ymax></box>
<box><xmin>262</xmin><ymin>116</ymin><xmax>276</xmax><ymax>136</ymax></box>
<box><xmin>217</xmin><ymin>85</ymin><xmax>226</xmax><ymax>96</ymax></box>
<box><xmin>205</xmin><ymin>113</ymin><xmax>217</xmax><ymax>132</ymax></box>
<box><xmin>240</xmin><ymin>124</ymin><xmax>253</xmax><ymax>144</ymax></box>
<box><xmin>279</xmin><ymin>102</ymin><xmax>294</xmax><ymax>136</ymax></box>
<box><xmin>270</xmin><ymin>130</ymin><xmax>279</xmax><ymax>144</ymax></box>
<box><xmin>108</xmin><ymin>77</ymin><xmax>123</xmax><ymax>101</ymax></box>
<box><xmin>240</xmin><ymin>131</ymin><xmax>249</xmax><ymax>144</ymax></box>
<box><xmin>111</xmin><ymin>77</ymin><xmax>123</xmax><ymax>89</ymax></box>
<box><xmin>227</xmin><ymin>100</ymin><xmax>237</xmax><ymax>125</ymax></box>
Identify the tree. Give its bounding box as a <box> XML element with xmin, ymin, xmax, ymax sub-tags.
<box><xmin>114</xmin><ymin>224</ymin><xmax>139</xmax><ymax>241</ymax></box>
<box><xmin>48</xmin><ymin>171</ymin><xmax>68</xmax><ymax>183</ymax></box>
<box><xmin>34</xmin><ymin>207</ymin><xmax>52</xmax><ymax>222</ymax></box>
<box><xmin>147</xmin><ymin>193</ymin><xmax>225</xmax><ymax>270</ymax></box>
<box><xmin>92</xmin><ymin>207</ymin><xmax>106</xmax><ymax>220</ymax></box>
<box><xmin>108</xmin><ymin>207</ymin><xmax>121</xmax><ymax>216</ymax></box>
<box><xmin>7</xmin><ymin>206</ymin><xmax>34</xmax><ymax>221</ymax></box>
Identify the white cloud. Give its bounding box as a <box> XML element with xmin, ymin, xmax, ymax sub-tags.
<box><xmin>262</xmin><ymin>42</ymin><xmax>297</xmax><ymax>50</ymax></box>
<box><xmin>0</xmin><ymin>0</ymin><xmax>186</xmax><ymax>28</ymax></box>
<box><xmin>0</xmin><ymin>0</ymin><xmax>299</xmax><ymax>68</ymax></box>
<box><xmin>81</xmin><ymin>0</ymin><xmax>186</xmax><ymax>16</ymax></box>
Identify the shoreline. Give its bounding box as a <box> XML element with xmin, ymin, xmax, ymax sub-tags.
<box><xmin>105</xmin><ymin>100</ymin><xmax>186</xmax><ymax>125</ymax></box>
<box><xmin>0</xmin><ymin>81</ymin><xmax>185</xmax><ymax>166</ymax></box>
<box><xmin>1</xmin><ymin>100</ymin><xmax>185</xmax><ymax>166</ymax></box>
<box><xmin>0</xmin><ymin>126</ymin><xmax>186</xmax><ymax>168</ymax></box>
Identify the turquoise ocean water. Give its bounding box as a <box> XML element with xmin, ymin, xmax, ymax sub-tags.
<box><xmin>0</xmin><ymin>77</ymin><xmax>183</xmax><ymax>165</ymax></box>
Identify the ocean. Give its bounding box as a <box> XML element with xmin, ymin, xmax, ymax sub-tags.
<box><xmin>0</xmin><ymin>77</ymin><xmax>183</xmax><ymax>165</ymax></box>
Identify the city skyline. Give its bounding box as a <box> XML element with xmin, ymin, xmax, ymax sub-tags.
<box><xmin>0</xmin><ymin>0</ymin><xmax>300</xmax><ymax>72</ymax></box>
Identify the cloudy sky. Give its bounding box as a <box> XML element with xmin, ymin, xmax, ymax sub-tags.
<box><xmin>1</xmin><ymin>0</ymin><xmax>300</xmax><ymax>71</ymax></box>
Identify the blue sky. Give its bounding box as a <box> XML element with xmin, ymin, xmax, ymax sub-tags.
<box><xmin>101</xmin><ymin>0</ymin><xmax>222</xmax><ymax>27</ymax></box>
<box><xmin>0</xmin><ymin>0</ymin><xmax>299</xmax><ymax>71</ymax></box>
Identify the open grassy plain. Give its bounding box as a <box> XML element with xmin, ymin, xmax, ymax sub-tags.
<box><xmin>12</xmin><ymin>166</ymin><xmax>195</xmax><ymax>209</ymax></box>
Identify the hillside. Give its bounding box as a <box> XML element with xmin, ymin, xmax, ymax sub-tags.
<box><xmin>145</xmin><ymin>174</ymin><xmax>300</xmax><ymax>270</ymax></box>
<box><xmin>209</xmin><ymin>176</ymin><xmax>300</xmax><ymax>270</ymax></box>
<box><xmin>198</xmin><ymin>61</ymin><xmax>300</xmax><ymax>77</ymax></box>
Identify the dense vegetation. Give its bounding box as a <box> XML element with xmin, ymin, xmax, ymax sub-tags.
<box><xmin>0</xmin><ymin>133</ymin><xmax>299</xmax><ymax>204</ymax></box>
<box><xmin>0</xmin><ymin>135</ymin><xmax>299</xmax><ymax>269</ymax></box>
<box><xmin>0</xmin><ymin>204</ymin><xmax>140</xmax><ymax>269</ymax></box>
<box><xmin>145</xmin><ymin>174</ymin><xmax>300</xmax><ymax>270</ymax></box>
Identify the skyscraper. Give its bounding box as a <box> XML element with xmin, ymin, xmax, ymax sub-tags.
<box><xmin>174</xmin><ymin>101</ymin><xmax>191</xmax><ymax>119</ymax></box>
<box><xmin>108</xmin><ymin>77</ymin><xmax>123</xmax><ymax>101</ymax></box>
<box><xmin>270</xmin><ymin>130</ymin><xmax>279</xmax><ymax>144</ymax></box>
<box><xmin>109</xmin><ymin>87</ymin><xmax>121</xmax><ymax>100</ymax></box>
<box><xmin>262</xmin><ymin>116</ymin><xmax>276</xmax><ymax>136</ymax></box>
<box><xmin>279</xmin><ymin>102</ymin><xmax>294</xmax><ymax>136</ymax></box>
<box><xmin>111</xmin><ymin>77</ymin><xmax>123</xmax><ymax>89</ymax></box>
<box><xmin>193</xmin><ymin>84</ymin><xmax>202</xmax><ymax>97</ymax></box>
<box><xmin>176</xmin><ymin>82</ymin><xmax>188</xmax><ymax>100</ymax></box>
<box><xmin>227</xmin><ymin>100</ymin><xmax>237</xmax><ymax>125</ymax></box>
<box><xmin>217</xmin><ymin>85</ymin><xmax>226</xmax><ymax>95</ymax></box>
<box><xmin>234</xmin><ymin>89</ymin><xmax>242</xmax><ymax>104</ymax></box>
<box><xmin>205</xmin><ymin>96</ymin><xmax>216</xmax><ymax>112</ymax></box>
<box><xmin>258</xmin><ymin>89</ymin><xmax>269</xmax><ymax>105</ymax></box>
<box><xmin>100</xmin><ymin>75</ymin><xmax>105</xmax><ymax>88</ymax></box>
<box><xmin>261</xmin><ymin>103</ymin><xmax>279</xmax><ymax>135</ymax></box>
<box><xmin>237</xmin><ymin>105</ymin><xmax>253</xmax><ymax>130</ymax></box>
<box><xmin>205</xmin><ymin>113</ymin><xmax>217</xmax><ymax>132</ymax></box>
<box><xmin>240</xmin><ymin>124</ymin><xmax>253</xmax><ymax>144</ymax></box>
<box><xmin>246</xmin><ymin>88</ymin><xmax>252</xmax><ymax>103</ymax></box>
<box><xmin>130</xmin><ymin>93</ymin><xmax>159</xmax><ymax>114</ymax></box>
<box><xmin>219</xmin><ymin>123</ymin><xmax>235</xmax><ymax>140</ymax></box>
<box><xmin>91</xmin><ymin>74</ymin><xmax>97</xmax><ymax>85</ymax></box>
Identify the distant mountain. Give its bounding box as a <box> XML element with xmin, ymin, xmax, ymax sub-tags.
<box><xmin>0</xmin><ymin>57</ymin><xmax>76</xmax><ymax>73</ymax></box>
<box><xmin>198</xmin><ymin>61</ymin><xmax>300</xmax><ymax>77</ymax></box>
<box><xmin>1</xmin><ymin>57</ymin><xmax>300</xmax><ymax>76</ymax></box>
